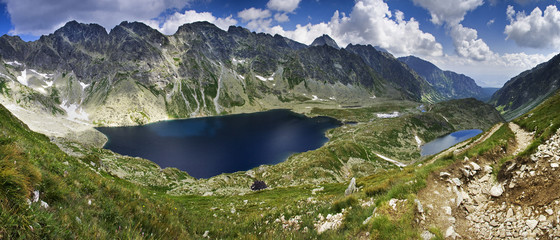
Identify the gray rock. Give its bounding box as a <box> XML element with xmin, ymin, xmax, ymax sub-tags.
<box><xmin>470</xmin><ymin>162</ymin><xmax>481</xmax><ymax>171</ymax></box>
<box><xmin>490</xmin><ymin>184</ymin><xmax>504</xmax><ymax>197</ymax></box>
<box><xmin>526</xmin><ymin>219</ymin><xmax>538</xmax><ymax>230</ymax></box>
<box><xmin>421</xmin><ymin>230</ymin><xmax>435</xmax><ymax>240</ymax></box>
<box><xmin>345</xmin><ymin>177</ymin><xmax>357</xmax><ymax>196</ymax></box>
<box><xmin>439</xmin><ymin>172</ymin><xmax>451</xmax><ymax>178</ymax></box>
<box><xmin>445</xmin><ymin>226</ymin><xmax>458</xmax><ymax>239</ymax></box>
<box><xmin>414</xmin><ymin>199</ymin><xmax>424</xmax><ymax>213</ymax></box>
<box><xmin>451</xmin><ymin>178</ymin><xmax>462</xmax><ymax>186</ymax></box>
<box><xmin>507</xmin><ymin>208</ymin><xmax>514</xmax><ymax>218</ymax></box>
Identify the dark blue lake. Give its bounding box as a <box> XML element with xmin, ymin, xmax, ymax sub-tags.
<box><xmin>420</xmin><ymin>129</ymin><xmax>483</xmax><ymax>156</ymax></box>
<box><xmin>96</xmin><ymin>110</ymin><xmax>341</xmax><ymax>179</ymax></box>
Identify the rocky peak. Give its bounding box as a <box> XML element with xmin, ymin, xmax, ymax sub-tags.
<box><xmin>311</xmin><ymin>34</ymin><xmax>340</xmax><ymax>49</ymax></box>
<box><xmin>54</xmin><ymin>20</ymin><xmax>109</xmax><ymax>43</ymax></box>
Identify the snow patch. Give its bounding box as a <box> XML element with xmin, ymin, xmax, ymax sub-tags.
<box><xmin>255</xmin><ymin>74</ymin><xmax>274</xmax><ymax>81</ymax></box>
<box><xmin>79</xmin><ymin>81</ymin><xmax>90</xmax><ymax>90</ymax></box>
<box><xmin>59</xmin><ymin>101</ymin><xmax>89</xmax><ymax>121</ymax></box>
<box><xmin>232</xmin><ymin>58</ymin><xmax>245</xmax><ymax>64</ymax></box>
<box><xmin>376</xmin><ymin>112</ymin><xmax>399</xmax><ymax>118</ymax></box>
<box><xmin>375</xmin><ymin>153</ymin><xmax>406</xmax><ymax>167</ymax></box>
<box><xmin>329</xmin><ymin>96</ymin><xmax>336</xmax><ymax>100</ymax></box>
<box><xmin>415</xmin><ymin>135</ymin><xmax>422</xmax><ymax>148</ymax></box>
<box><xmin>370</xmin><ymin>95</ymin><xmax>376</xmax><ymax>99</ymax></box>
<box><xmin>30</xmin><ymin>69</ymin><xmax>53</xmax><ymax>79</ymax></box>
<box><xmin>238</xmin><ymin>74</ymin><xmax>245</xmax><ymax>80</ymax></box>
<box><xmin>312</xmin><ymin>95</ymin><xmax>320</xmax><ymax>101</ymax></box>
<box><xmin>0</xmin><ymin>72</ymin><xmax>12</xmax><ymax>80</ymax></box>
<box><xmin>16</xmin><ymin>69</ymin><xmax>28</xmax><ymax>86</ymax></box>
<box><xmin>5</xmin><ymin>60</ymin><xmax>22</xmax><ymax>66</ymax></box>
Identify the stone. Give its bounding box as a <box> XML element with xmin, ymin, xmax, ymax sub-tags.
<box><xmin>526</xmin><ymin>220</ymin><xmax>538</xmax><ymax>230</ymax></box>
<box><xmin>507</xmin><ymin>208</ymin><xmax>514</xmax><ymax>218</ymax></box>
<box><xmin>445</xmin><ymin>226</ymin><xmax>457</xmax><ymax>239</ymax></box>
<box><xmin>471</xmin><ymin>162</ymin><xmax>481</xmax><ymax>171</ymax></box>
<box><xmin>421</xmin><ymin>230</ymin><xmax>435</xmax><ymax>240</ymax></box>
<box><xmin>551</xmin><ymin>163</ymin><xmax>559</xmax><ymax>168</ymax></box>
<box><xmin>440</xmin><ymin>172</ymin><xmax>451</xmax><ymax>178</ymax></box>
<box><xmin>414</xmin><ymin>199</ymin><xmax>424</xmax><ymax>214</ymax></box>
<box><xmin>538</xmin><ymin>215</ymin><xmax>547</xmax><ymax>221</ymax></box>
<box><xmin>484</xmin><ymin>165</ymin><xmax>493</xmax><ymax>173</ymax></box>
<box><xmin>490</xmin><ymin>185</ymin><xmax>504</xmax><ymax>197</ymax></box>
<box><xmin>546</xmin><ymin>209</ymin><xmax>554</xmax><ymax>215</ymax></box>
<box><xmin>464</xmin><ymin>156</ymin><xmax>470</xmax><ymax>161</ymax></box>
<box><xmin>32</xmin><ymin>190</ymin><xmax>40</xmax><ymax>203</ymax></box>
<box><xmin>203</xmin><ymin>230</ymin><xmax>209</xmax><ymax>238</ymax></box>
<box><xmin>451</xmin><ymin>178</ymin><xmax>462</xmax><ymax>186</ymax></box>
<box><xmin>345</xmin><ymin>178</ymin><xmax>357</xmax><ymax>196</ymax></box>
<box><xmin>443</xmin><ymin>206</ymin><xmax>452</xmax><ymax>215</ymax></box>
<box><xmin>40</xmin><ymin>200</ymin><xmax>49</xmax><ymax>209</ymax></box>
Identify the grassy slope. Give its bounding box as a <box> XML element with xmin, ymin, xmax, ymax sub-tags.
<box><xmin>0</xmin><ymin>97</ymin><xmax>506</xmax><ymax>239</ymax></box>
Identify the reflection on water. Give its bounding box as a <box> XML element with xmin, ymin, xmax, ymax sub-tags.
<box><xmin>421</xmin><ymin>129</ymin><xmax>482</xmax><ymax>156</ymax></box>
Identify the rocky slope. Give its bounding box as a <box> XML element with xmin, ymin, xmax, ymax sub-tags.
<box><xmin>310</xmin><ymin>34</ymin><xmax>340</xmax><ymax>49</ymax></box>
<box><xmin>398</xmin><ymin>55</ymin><xmax>488</xmax><ymax>101</ymax></box>
<box><xmin>489</xmin><ymin>53</ymin><xmax>560</xmax><ymax>121</ymax></box>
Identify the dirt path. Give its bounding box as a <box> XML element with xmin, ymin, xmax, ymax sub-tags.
<box><xmin>509</xmin><ymin>122</ymin><xmax>533</xmax><ymax>155</ymax></box>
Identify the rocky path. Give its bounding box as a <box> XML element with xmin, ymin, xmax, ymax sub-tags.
<box><xmin>509</xmin><ymin>122</ymin><xmax>533</xmax><ymax>156</ymax></box>
<box><xmin>416</xmin><ymin>123</ymin><xmax>560</xmax><ymax>239</ymax></box>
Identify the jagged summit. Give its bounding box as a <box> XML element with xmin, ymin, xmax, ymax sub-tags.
<box><xmin>310</xmin><ymin>34</ymin><xmax>340</xmax><ymax>49</ymax></box>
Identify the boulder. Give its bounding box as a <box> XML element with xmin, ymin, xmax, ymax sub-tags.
<box><xmin>345</xmin><ymin>177</ymin><xmax>357</xmax><ymax>196</ymax></box>
<box><xmin>251</xmin><ymin>180</ymin><xmax>267</xmax><ymax>191</ymax></box>
<box><xmin>490</xmin><ymin>184</ymin><xmax>504</xmax><ymax>197</ymax></box>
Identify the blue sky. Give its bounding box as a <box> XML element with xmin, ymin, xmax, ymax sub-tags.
<box><xmin>1</xmin><ymin>0</ymin><xmax>559</xmax><ymax>87</ymax></box>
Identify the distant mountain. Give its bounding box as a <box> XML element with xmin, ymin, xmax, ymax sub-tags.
<box><xmin>489</xmin><ymin>53</ymin><xmax>560</xmax><ymax>121</ymax></box>
<box><xmin>398</xmin><ymin>56</ymin><xmax>489</xmax><ymax>101</ymax></box>
<box><xmin>310</xmin><ymin>34</ymin><xmax>340</xmax><ymax>49</ymax></box>
<box><xmin>346</xmin><ymin>45</ymin><xmax>444</xmax><ymax>102</ymax></box>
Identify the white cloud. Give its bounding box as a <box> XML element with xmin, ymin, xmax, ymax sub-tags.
<box><xmin>4</xmin><ymin>0</ymin><xmax>192</xmax><ymax>36</ymax></box>
<box><xmin>145</xmin><ymin>10</ymin><xmax>237</xmax><ymax>35</ymax></box>
<box><xmin>487</xmin><ymin>19</ymin><xmax>495</xmax><ymax>26</ymax></box>
<box><xmin>274</xmin><ymin>13</ymin><xmax>290</xmax><ymax>23</ymax></box>
<box><xmin>267</xmin><ymin>0</ymin><xmax>443</xmax><ymax>57</ymax></box>
<box><xmin>412</xmin><ymin>0</ymin><xmax>483</xmax><ymax>25</ymax></box>
<box><xmin>505</xmin><ymin>5</ymin><xmax>560</xmax><ymax>49</ymax></box>
<box><xmin>266</xmin><ymin>0</ymin><xmax>301</xmax><ymax>13</ymax></box>
<box><xmin>413</xmin><ymin>0</ymin><xmax>492</xmax><ymax>61</ymax></box>
<box><xmin>237</xmin><ymin>8</ymin><xmax>271</xmax><ymax>22</ymax></box>
<box><xmin>450</xmin><ymin>24</ymin><xmax>493</xmax><ymax>61</ymax></box>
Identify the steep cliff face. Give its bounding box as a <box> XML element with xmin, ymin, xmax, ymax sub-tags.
<box><xmin>398</xmin><ymin>56</ymin><xmax>487</xmax><ymax>101</ymax></box>
<box><xmin>489</xmin><ymin>53</ymin><xmax>560</xmax><ymax>121</ymax></box>
<box><xmin>0</xmin><ymin>21</ymin><xmax>449</xmax><ymax>127</ymax></box>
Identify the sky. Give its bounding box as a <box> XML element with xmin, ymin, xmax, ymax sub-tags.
<box><xmin>1</xmin><ymin>0</ymin><xmax>559</xmax><ymax>88</ymax></box>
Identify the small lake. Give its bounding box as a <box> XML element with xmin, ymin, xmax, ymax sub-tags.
<box><xmin>420</xmin><ymin>129</ymin><xmax>483</xmax><ymax>156</ymax></box>
<box><xmin>96</xmin><ymin>109</ymin><xmax>341</xmax><ymax>179</ymax></box>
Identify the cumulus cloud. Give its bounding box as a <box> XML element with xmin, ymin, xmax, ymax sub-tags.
<box><xmin>274</xmin><ymin>13</ymin><xmax>290</xmax><ymax>23</ymax></box>
<box><xmin>413</xmin><ymin>0</ymin><xmax>493</xmax><ymax>61</ymax></box>
<box><xmin>237</xmin><ymin>8</ymin><xmax>271</xmax><ymax>22</ymax></box>
<box><xmin>145</xmin><ymin>10</ymin><xmax>237</xmax><ymax>35</ymax></box>
<box><xmin>266</xmin><ymin>0</ymin><xmax>301</xmax><ymax>13</ymax></box>
<box><xmin>266</xmin><ymin>0</ymin><xmax>443</xmax><ymax>57</ymax></box>
<box><xmin>412</xmin><ymin>0</ymin><xmax>483</xmax><ymax>25</ymax></box>
<box><xmin>450</xmin><ymin>24</ymin><xmax>493</xmax><ymax>61</ymax></box>
<box><xmin>505</xmin><ymin>5</ymin><xmax>560</xmax><ymax>49</ymax></box>
<box><xmin>3</xmin><ymin>0</ymin><xmax>192</xmax><ymax>36</ymax></box>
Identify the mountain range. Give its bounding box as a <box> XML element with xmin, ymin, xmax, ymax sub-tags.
<box><xmin>0</xmin><ymin>20</ymin><xmax>489</xmax><ymax>128</ymax></box>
